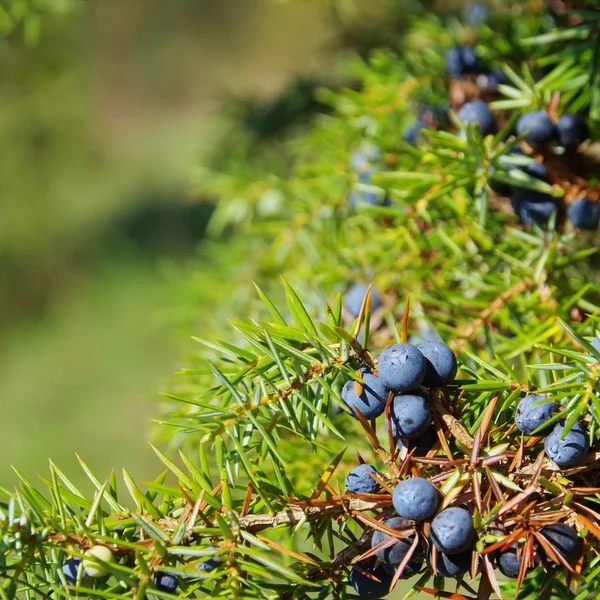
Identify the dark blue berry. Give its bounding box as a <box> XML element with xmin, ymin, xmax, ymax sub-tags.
<box><xmin>457</xmin><ymin>101</ymin><xmax>496</xmax><ymax>136</ymax></box>
<box><xmin>154</xmin><ymin>571</ymin><xmax>178</xmax><ymax>592</ymax></box>
<box><xmin>371</xmin><ymin>517</ymin><xmax>422</xmax><ymax>577</ymax></box>
<box><xmin>430</xmin><ymin>508</ymin><xmax>475</xmax><ymax>555</ymax></box>
<box><xmin>544</xmin><ymin>422</ymin><xmax>589</xmax><ymax>467</ymax></box>
<box><xmin>432</xmin><ymin>549</ymin><xmax>472</xmax><ymax>577</ymax></box>
<box><xmin>342</xmin><ymin>371</ymin><xmax>389</xmax><ymax>420</ymax></box>
<box><xmin>463</xmin><ymin>3</ymin><xmax>489</xmax><ymax>25</ymax></box>
<box><xmin>539</xmin><ymin>523</ymin><xmax>581</xmax><ymax>565</ymax></box>
<box><xmin>516</xmin><ymin>111</ymin><xmax>557</xmax><ymax>144</ymax></box>
<box><xmin>392</xmin><ymin>477</ymin><xmax>438</xmax><ymax>522</ymax></box>
<box><xmin>514</xmin><ymin>394</ymin><xmax>558</xmax><ymax>435</ymax></box>
<box><xmin>445</xmin><ymin>46</ymin><xmax>485</xmax><ymax>78</ymax></box>
<box><xmin>391</xmin><ymin>394</ymin><xmax>431</xmax><ymax>440</ymax></box>
<box><xmin>349</xmin><ymin>559</ymin><xmax>392</xmax><ymax>599</ymax></box>
<box><xmin>568</xmin><ymin>197</ymin><xmax>600</xmax><ymax>230</ymax></box>
<box><xmin>197</xmin><ymin>557</ymin><xmax>220</xmax><ymax>572</ymax></box>
<box><xmin>403</xmin><ymin>120</ymin><xmax>427</xmax><ymax>147</ymax></box>
<box><xmin>417</xmin><ymin>342</ymin><xmax>457</xmax><ymax>387</ymax></box>
<box><xmin>398</xmin><ymin>427</ymin><xmax>438</xmax><ymax>456</ymax></box>
<box><xmin>557</xmin><ymin>114</ymin><xmax>589</xmax><ymax>149</ymax></box>
<box><xmin>445</xmin><ymin>47</ymin><xmax>465</xmax><ymax>78</ymax></box>
<box><xmin>56</xmin><ymin>557</ymin><xmax>82</xmax><ymax>586</ymax></box>
<box><xmin>511</xmin><ymin>192</ymin><xmax>556</xmax><ymax>226</ymax></box>
<box><xmin>378</xmin><ymin>344</ymin><xmax>426</xmax><ymax>392</ymax></box>
<box><xmin>497</xmin><ymin>546</ymin><xmax>521</xmax><ymax>578</ymax></box>
<box><xmin>350</xmin><ymin>146</ymin><xmax>381</xmax><ymax>178</ymax></box>
<box><xmin>345</xmin><ymin>284</ymin><xmax>382</xmax><ymax>318</ymax></box>
<box><xmin>345</xmin><ymin>464</ymin><xmax>380</xmax><ymax>494</ymax></box>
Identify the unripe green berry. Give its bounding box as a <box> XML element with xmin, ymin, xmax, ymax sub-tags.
<box><xmin>83</xmin><ymin>545</ymin><xmax>114</xmax><ymax>577</ymax></box>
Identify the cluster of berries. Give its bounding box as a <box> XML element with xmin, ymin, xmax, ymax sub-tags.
<box><xmin>515</xmin><ymin>394</ymin><xmax>589</xmax><ymax>467</ymax></box>
<box><xmin>56</xmin><ymin>546</ymin><xmax>219</xmax><ymax>593</ymax></box>
<box><xmin>348</xmin><ymin>40</ymin><xmax>598</xmax><ymax>230</ymax></box>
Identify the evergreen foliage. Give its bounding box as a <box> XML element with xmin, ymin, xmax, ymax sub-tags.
<box><xmin>3</xmin><ymin>1</ymin><xmax>600</xmax><ymax>598</ymax></box>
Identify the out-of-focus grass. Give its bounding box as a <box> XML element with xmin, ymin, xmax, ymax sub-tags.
<box><xmin>0</xmin><ymin>0</ymin><xmax>332</xmax><ymax>485</ymax></box>
<box><xmin>0</xmin><ymin>255</ymin><xmax>175</xmax><ymax>486</ymax></box>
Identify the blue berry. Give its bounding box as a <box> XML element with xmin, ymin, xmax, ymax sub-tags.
<box><xmin>197</xmin><ymin>557</ymin><xmax>220</xmax><ymax>572</ymax></box>
<box><xmin>154</xmin><ymin>571</ymin><xmax>178</xmax><ymax>592</ymax></box>
<box><xmin>403</xmin><ymin>120</ymin><xmax>427</xmax><ymax>147</ymax></box>
<box><xmin>350</xmin><ymin>145</ymin><xmax>381</xmax><ymax>178</ymax></box>
<box><xmin>568</xmin><ymin>197</ymin><xmax>600</xmax><ymax>230</ymax></box>
<box><xmin>514</xmin><ymin>394</ymin><xmax>558</xmax><ymax>435</ymax></box>
<box><xmin>463</xmin><ymin>3</ymin><xmax>489</xmax><ymax>25</ymax></box>
<box><xmin>497</xmin><ymin>546</ymin><xmax>521</xmax><ymax>578</ymax></box>
<box><xmin>457</xmin><ymin>101</ymin><xmax>496</xmax><ymax>136</ymax></box>
<box><xmin>523</xmin><ymin>160</ymin><xmax>549</xmax><ymax>182</ymax></box>
<box><xmin>418</xmin><ymin>342</ymin><xmax>457</xmax><ymax>387</ymax></box>
<box><xmin>557</xmin><ymin>114</ymin><xmax>589</xmax><ymax>149</ymax></box>
<box><xmin>592</xmin><ymin>338</ymin><xmax>600</xmax><ymax>353</ymax></box>
<box><xmin>544</xmin><ymin>422</ymin><xmax>589</xmax><ymax>467</ymax></box>
<box><xmin>445</xmin><ymin>46</ymin><xmax>485</xmax><ymax>78</ymax></box>
<box><xmin>345</xmin><ymin>284</ymin><xmax>382</xmax><ymax>318</ymax></box>
<box><xmin>516</xmin><ymin>111</ymin><xmax>557</xmax><ymax>144</ymax></box>
<box><xmin>392</xmin><ymin>477</ymin><xmax>438</xmax><ymax>522</ymax></box>
<box><xmin>378</xmin><ymin>343</ymin><xmax>426</xmax><ymax>392</ymax></box>
<box><xmin>399</xmin><ymin>427</ymin><xmax>438</xmax><ymax>456</ymax></box>
<box><xmin>345</xmin><ymin>464</ymin><xmax>380</xmax><ymax>494</ymax></box>
<box><xmin>349</xmin><ymin>560</ymin><xmax>392</xmax><ymax>599</ymax></box>
<box><xmin>391</xmin><ymin>394</ymin><xmax>432</xmax><ymax>440</ymax></box>
<box><xmin>539</xmin><ymin>523</ymin><xmax>581</xmax><ymax>565</ymax></box>
<box><xmin>430</xmin><ymin>508</ymin><xmax>475</xmax><ymax>555</ymax></box>
<box><xmin>432</xmin><ymin>549</ymin><xmax>471</xmax><ymax>577</ymax></box>
<box><xmin>342</xmin><ymin>371</ymin><xmax>389</xmax><ymax>420</ymax></box>
<box><xmin>56</xmin><ymin>557</ymin><xmax>82</xmax><ymax>586</ymax></box>
<box><xmin>511</xmin><ymin>193</ymin><xmax>556</xmax><ymax>226</ymax></box>
<box><xmin>371</xmin><ymin>517</ymin><xmax>422</xmax><ymax>577</ymax></box>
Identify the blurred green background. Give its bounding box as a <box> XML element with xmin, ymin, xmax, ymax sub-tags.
<box><xmin>0</xmin><ymin>0</ymin><xmax>336</xmax><ymax>486</ymax></box>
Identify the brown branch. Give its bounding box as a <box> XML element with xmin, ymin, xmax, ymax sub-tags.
<box><xmin>236</xmin><ymin>496</ymin><xmax>393</xmax><ymax>533</ymax></box>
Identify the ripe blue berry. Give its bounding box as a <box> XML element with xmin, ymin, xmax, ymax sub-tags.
<box><xmin>371</xmin><ymin>517</ymin><xmax>422</xmax><ymax>577</ymax></box>
<box><xmin>391</xmin><ymin>394</ymin><xmax>432</xmax><ymax>440</ymax></box>
<box><xmin>154</xmin><ymin>571</ymin><xmax>178</xmax><ymax>592</ymax></box>
<box><xmin>418</xmin><ymin>342</ymin><xmax>457</xmax><ymax>387</ymax></box>
<box><xmin>430</xmin><ymin>508</ymin><xmax>475</xmax><ymax>555</ymax></box>
<box><xmin>345</xmin><ymin>464</ymin><xmax>381</xmax><ymax>494</ymax></box>
<box><xmin>56</xmin><ymin>557</ymin><xmax>82</xmax><ymax>586</ymax></box>
<box><xmin>399</xmin><ymin>427</ymin><xmax>438</xmax><ymax>456</ymax></box>
<box><xmin>349</xmin><ymin>559</ymin><xmax>392</xmax><ymax>599</ymax></box>
<box><xmin>514</xmin><ymin>394</ymin><xmax>558</xmax><ymax>435</ymax></box>
<box><xmin>497</xmin><ymin>546</ymin><xmax>521</xmax><ymax>578</ymax></box>
<box><xmin>568</xmin><ymin>197</ymin><xmax>600</xmax><ymax>230</ymax></box>
<box><xmin>463</xmin><ymin>3</ymin><xmax>489</xmax><ymax>26</ymax></box>
<box><xmin>344</xmin><ymin>284</ymin><xmax>382</xmax><ymax>318</ymax></box>
<box><xmin>456</xmin><ymin>101</ymin><xmax>496</xmax><ymax>136</ymax></box>
<box><xmin>350</xmin><ymin>145</ymin><xmax>381</xmax><ymax>178</ymax></box>
<box><xmin>197</xmin><ymin>557</ymin><xmax>220</xmax><ymax>572</ymax></box>
<box><xmin>432</xmin><ymin>549</ymin><xmax>471</xmax><ymax>577</ymax></box>
<box><xmin>403</xmin><ymin>120</ymin><xmax>427</xmax><ymax>147</ymax></box>
<box><xmin>392</xmin><ymin>477</ymin><xmax>438</xmax><ymax>522</ymax></box>
<box><xmin>342</xmin><ymin>371</ymin><xmax>389</xmax><ymax>420</ymax></box>
<box><xmin>544</xmin><ymin>422</ymin><xmax>589</xmax><ymax>467</ymax></box>
<box><xmin>539</xmin><ymin>523</ymin><xmax>581</xmax><ymax>565</ymax></box>
<box><xmin>445</xmin><ymin>46</ymin><xmax>485</xmax><ymax>78</ymax></box>
<box><xmin>557</xmin><ymin>114</ymin><xmax>589</xmax><ymax>149</ymax></box>
<box><xmin>378</xmin><ymin>343</ymin><xmax>426</xmax><ymax>392</ymax></box>
<box><xmin>516</xmin><ymin>111</ymin><xmax>557</xmax><ymax>144</ymax></box>
<box><xmin>511</xmin><ymin>193</ymin><xmax>556</xmax><ymax>226</ymax></box>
